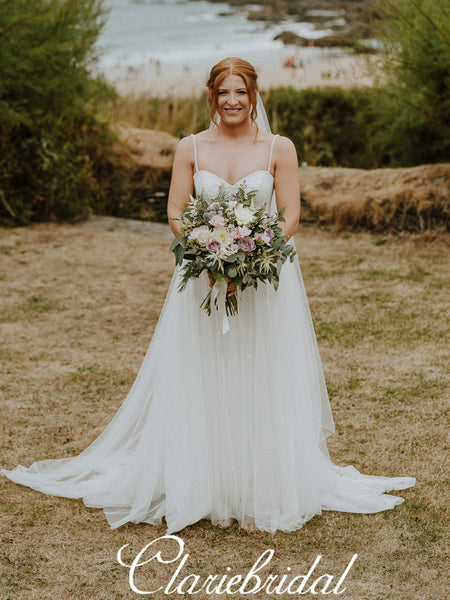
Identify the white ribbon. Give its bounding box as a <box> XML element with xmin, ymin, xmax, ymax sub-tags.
<box><xmin>211</xmin><ymin>279</ymin><xmax>230</xmax><ymax>335</ymax></box>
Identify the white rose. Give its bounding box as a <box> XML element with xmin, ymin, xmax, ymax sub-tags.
<box><xmin>234</xmin><ymin>205</ymin><xmax>255</xmax><ymax>226</ymax></box>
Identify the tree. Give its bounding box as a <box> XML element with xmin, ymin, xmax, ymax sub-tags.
<box><xmin>369</xmin><ymin>0</ymin><xmax>450</xmax><ymax>165</ymax></box>
<box><xmin>0</xmin><ymin>0</ymin><xmax>114</xmax><ymax>224</ymax></box>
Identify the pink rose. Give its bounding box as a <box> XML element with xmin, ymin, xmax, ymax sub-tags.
<box><xmin>189</xmin><ymin>226</ymin><xmax>211</xmax><ymax>246</ymax></box>
<box><xmin>233</xmin><ymin>225</ymin><xmax>252</xmax><ymax>239</ymax></box>
<box><xmin>218</xmin><ymin>243</ymin><xmax>239</xmax><ymax>259</ymax></box>
<box><xmin>255</xmin><ymin>229</ymin><xmax>274</xmax><ymax>245</ymax></box>
<box><xmin>209</xmin><ymin>214</ymin><xmax>226</xmax><ymax>228</ymax></box>
<box><xmin>240</xmin><ymin>236</ymin><xmax>256</xmax><ymax>253</ymax></box>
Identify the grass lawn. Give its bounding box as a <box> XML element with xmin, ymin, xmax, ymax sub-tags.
<box><xmin>0</xmin><ymin>223</ymin><xmax>448</xmax><ymax>600</ymax></box>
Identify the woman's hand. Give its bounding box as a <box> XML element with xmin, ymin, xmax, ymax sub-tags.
<box><xmin>226</xmin><ymin>282</ymin><xmax>238</xmax><ymax>297</ymax></box>
<box><xmin>207</xmin><ymin>271</ymin><xmax>237</xmax><ymax>296</ymax></box>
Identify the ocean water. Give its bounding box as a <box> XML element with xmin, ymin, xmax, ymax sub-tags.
<box><xmin>96</xmin><ymin>0</ymin><xmax>336</xmax><ymax>80</ymax></box>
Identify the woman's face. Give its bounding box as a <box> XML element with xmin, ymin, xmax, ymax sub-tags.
<box><xmin>215</xmin><ymin>74</ymin><xmax>252</xmax><ymax>125</ymax></box>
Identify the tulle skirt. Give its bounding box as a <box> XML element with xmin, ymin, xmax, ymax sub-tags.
<box><xmin>1</xmin><ymin>251</ymin><xmax>415</xmax><ymax>534</ymax></box>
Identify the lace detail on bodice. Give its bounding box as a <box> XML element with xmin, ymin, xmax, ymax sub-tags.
<box><xmin>193</xmin><ymin>169</ymin><xmax>274</xmax><ymax>210</ymax></box>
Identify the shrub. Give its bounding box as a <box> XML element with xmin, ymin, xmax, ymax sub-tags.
<box><xmin>0</xmin><ymin>0</ymin><xmax>116</xmax><ymax>225</ymax></box>
<box><xmin>367</xmin><ymin>0</ymin><xmax>450</xmax><ymax>165</ymax></box>
<box><xmin>263</xmin><ymin>87</ymin><xmax>378</xmax><ymax>168</ymax></box>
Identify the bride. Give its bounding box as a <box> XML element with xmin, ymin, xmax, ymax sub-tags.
<box><xmin>1</xmin><ymin>57</ymin><xmax>415</xmax><ymax>534</ymax></box>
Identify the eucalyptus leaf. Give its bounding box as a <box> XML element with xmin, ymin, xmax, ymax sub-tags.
<box><xmin>169</xmin><ymin>236</ymin><xmax>181</xmax><ymax>253</ymax></box>
<box><xmin>174</xmin><ymin>245</ymin><xmax>185</xmax><ymax>265</ymax></box>
<box><xmin>276</xmin><ymin>259</ymin><xmax>283</xmax><ymax>277</ymax></box>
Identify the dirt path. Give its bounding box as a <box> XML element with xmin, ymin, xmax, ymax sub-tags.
<box><xmin>82</xmin><ymin>215</ymin><xmax>172</xmax><ymax>237</ymax></box>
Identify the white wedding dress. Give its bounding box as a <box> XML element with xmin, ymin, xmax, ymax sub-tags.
<box><xmin>1</xmin><ymin>134</ymin><xmax>415</xmax><ymax>534</ymax></box>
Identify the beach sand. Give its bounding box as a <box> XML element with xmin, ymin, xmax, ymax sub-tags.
<box><xmin>111</xmin><ymin>53</ymin><xmax>377</xmax><ymax>97</ymax></box>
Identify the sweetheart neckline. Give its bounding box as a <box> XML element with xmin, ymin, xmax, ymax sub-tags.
<box><xmin>194</xmin><ymin>169</ymin><xmax>273</xmax><ymax>188</ymax></box>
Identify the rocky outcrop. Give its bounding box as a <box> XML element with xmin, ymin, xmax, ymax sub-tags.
<box><xmin>299</xmin><ymin>164</ymin><xmax>450</xmax><ymax>232</ymax></box>
<box><xmin>109</xmin><ymin>123</ymin><xmax>178</xmax><ymax>222</ymax></box>
<box><xmin>195</xmin><ymin>0</ymin><xmax>378</xmax><ymax>42</ymax></box>
<box><xmin>273</xmin><ymin>31</ymin><xmax>372</xmax><ymax>51</ymax></box>
<box><xmin>110</xmin><ymin>123</ymin><xmax>178</xmax><ymax>170</ymax></box>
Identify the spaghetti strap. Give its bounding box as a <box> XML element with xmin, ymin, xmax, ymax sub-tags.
<box><xmin>191</xmin><ymin>133</ymin><xmax>199</xmax><ymax>173</ymax></box>
<box><xmin>267</xmin><ymin>134</ymin><xmax>279</xmax><ymax>172</ymax></box>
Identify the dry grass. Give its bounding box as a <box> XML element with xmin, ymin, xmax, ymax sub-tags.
<box><xmin>0</xmin><ymin>223</ymin><xmax>448</xmax><ymax>600</ymax></box>
<box><xmin>300</xmin><ymin>164</ymin><xmax>450</xmax><ymax>232</ymax></box>
<box><xmin>101</xmin><ymin>93</ymin><xmax>209</xmax><ymax>137</ymax></box>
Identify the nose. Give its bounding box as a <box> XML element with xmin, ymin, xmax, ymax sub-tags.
<box><xmin>227</xmin><ymin>92</ymin><xmax>239</xmax><ymax>105</ymax></box>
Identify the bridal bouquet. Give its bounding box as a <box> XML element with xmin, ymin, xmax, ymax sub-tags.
<box><xmin>170</xmin><ymin>183</ymin><xmax>296</xmax><ymax>327</ymax></box>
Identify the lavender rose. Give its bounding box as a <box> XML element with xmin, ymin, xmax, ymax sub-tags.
<box><xmin>240</xmin><ymin>236</ymin><xmax>256</xmax><ymax>253</ymax></box>
<box><xmin>206</xmin><ymin>240</ymin><xmax>222</xmax><ymax>253</ymax></box>
<box><xmin>202</xmin><ymin>210</ymin><xmax>217</xmax><ymax>224</ymax></box>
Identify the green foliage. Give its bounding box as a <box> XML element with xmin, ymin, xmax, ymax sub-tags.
<box><xmin>0</xmin><ymin>0</ymin><xmax>120</xmax><ymax>225</ymax></box>
<box><xmin>263</xmin><ymin>87</ymin><xmax>378</xmax><ymax>168</ymax></box>
<box><xmin>106</xmin><ymin>0</ymin><xmax>449</xmax><ymax>171</ymax></box>
<box><xmin>369</xmin><ymin>0</ymin><xmax>450</xmax><ymax>164</ymax></box>
<box><xmin>1</xmin><ymin>0</ymin><xmax>448</xmax><ymax>227</ymax></box>
<box><xmin>107</xmin><ymin>81</ymin><xmax>448</xmax><ymax>174</ymax></box>
<box><xmin>0</xmin><ymin>0</ymin><xmax>107</xmax><ymax>129</ymax></box>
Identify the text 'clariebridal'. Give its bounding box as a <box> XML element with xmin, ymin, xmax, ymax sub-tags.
<box><xmin>117</xmin><ymin>534</ymin><xmax>358</xmax><ymax>596</ymax></box>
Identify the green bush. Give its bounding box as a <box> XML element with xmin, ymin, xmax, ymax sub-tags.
<box><xmin>0</xmin><ymin>0</ymin><xmax>118</xmax><ymax>226</ymax></box>
<box><xmin>264</xmin><ymin>87</ymin><xmax>379</xmax><ymax>168</ymax></box>
<box><xmin>106</xmin><ymin>82</ymin><xmax>449</xmax><ymax>173</ymax></box>
<box><xmin>1</xmin><ymin>0</ymin><xmax>448</xmax><ymax>227</ymax></box>
<box><xmin>368</xmin><ymin>0</ymin><xmax>450</xmax><ymax>165</ymax></box>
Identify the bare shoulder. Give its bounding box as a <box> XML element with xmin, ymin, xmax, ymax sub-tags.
<box><xmin>173</xmin><ymin>134</ymin><xmax>196</xmax><ymax>167</ymax></box>
<box><xmin>275</xmin><ymin>135</ymin><xmax>296</xmax><ymax>154</ymax></box>
<box><xmin>196</xmin><ymin>129</ymin><xmax>212</xmax><ymax>139</ymax></box>
<box><xmin>190</xmin><ymin>129</ymin><xmax>217</xmax><ymax>148</ymax></box>
<box><xmin>175</xmin><ymin>134</ymin><xmax>193</xmax><ymax>153</ymax></box>
<box><xmin>273</xmin><ymin>135</ymin><xmax>298</xmax><ymax>166</ymax></box>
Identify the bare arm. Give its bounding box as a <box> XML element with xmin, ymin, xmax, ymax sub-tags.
<box><xmin>167</xmin><ymin>136</ymin><xmax>195</xmax><ymax>237</ymax></box>
<box><xmin>272</xmin><ymin>136</ymin><xmax>301</xmax><ymax>240</ymax></box>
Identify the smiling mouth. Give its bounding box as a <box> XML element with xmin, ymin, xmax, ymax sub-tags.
<box><xmin>224</xmin><ymin>108</ymin><xmax>242</xmax><ymax>114</ymax></box>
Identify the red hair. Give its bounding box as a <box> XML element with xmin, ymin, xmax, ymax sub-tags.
<box><xmin>206</xmin><ymin>57</ymin><xmax>258</xmax><ymax>127</ymax></box>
